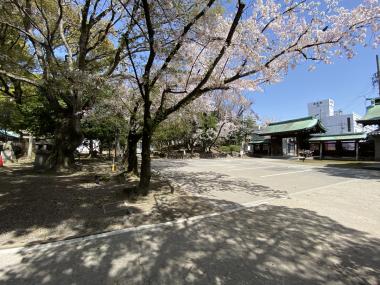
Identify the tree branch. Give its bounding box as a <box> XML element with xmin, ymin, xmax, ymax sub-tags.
<box><xmin>141</xmin><ymin>0</ymin><xmax>156</xmax><ymax>99</ymax></box>
<box><xmin>0</xmin><ymin>20</ymin><xmax>45</xmax><ymax>46</ymax></box>
<box><xmin>58</xmin><ymin>1</ymin><xmax>73</xmax><ymax>70</ymax></box>
<box><xmin>154</xmin><ymin>1</ymin><xmax>245</xmax><ymax>126</ymax></box>
<box><xmin>149</xmin><ymin>0</ymin><xmax>216</xmax><ymax>88</ymax></box>
<box><xmin>0</xmin><ymin>69</ymin><xmax>40</xmax><ymax>87</ymax></box>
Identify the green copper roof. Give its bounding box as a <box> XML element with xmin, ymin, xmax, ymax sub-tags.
<box><xmin>357</xmin><ymin>102</ymin><xmax>380</xmax><ymax>125</ymax></box>
<box><xmin>309</xmin><ymin>132</ymin><xmax>367</xmax><ymax>142</ymax></box>
<box><xmin>0</xmin><ymin>129</ymin><xmax>20</xmax><ymax>139</ymax></box>
<box><xmin>250</xmin><ymin>133</ymin><xmax>270</xmax><ymax>144</ymax></box>
<box><xmin>251</xmin><ymin>139</ymin><xmax>271</xmax><ymax>144</ymax></box>
<box><xmin>260</xmin><ymin>116</ymin><xmax>326</xmax><ymax>136</ymax></box>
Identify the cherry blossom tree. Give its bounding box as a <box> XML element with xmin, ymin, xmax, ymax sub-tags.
<box><xmin>121</xmin><ymin>0</ymin><xmax>379</xmax><ymax>191</ymax></box>
<box><xmin>1</xmin><ymin>0</ymin><xmax>378</xmax><ymax>187</ymax></box>
<box><xmin>152</xmin><ymin>95</ymin><xmax>215</xmax><ymax>155</ymax></box>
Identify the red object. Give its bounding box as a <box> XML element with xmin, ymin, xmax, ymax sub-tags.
<box><xmin>0</xmin><ymin>155</ymin><xmax>3</xmax><ymax>167</ymax></box>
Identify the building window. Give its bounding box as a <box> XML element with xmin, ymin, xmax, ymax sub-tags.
<box><xmin>347</xmin><ymin>117</ymin><xmax>351</xmax><ymax>132</ymax></box>
<box><xmin>342</xmin><ymin>142</ymin><xmax>355</xmax><ymax>151</ymax></box>
<box><xmin>324</xmin><ymin>142</ymin><xmax>336</xmax><ymax>151</ymax></box>
<box><xmin>310</xmin><ymin>143</ymin><xmax>319</xmax><ymax>151</ymax></box>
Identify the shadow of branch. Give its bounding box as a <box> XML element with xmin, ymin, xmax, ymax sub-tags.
<box><xmin>1</xmin><ymin>205</ymin><xmax>379</xmax><ymax>285</ymax></box>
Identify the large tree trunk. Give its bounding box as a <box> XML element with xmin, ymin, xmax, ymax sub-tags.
<box><xmin>124</xmin><ymin>101</ymin><xmax>141</xmax><ymax>174</ymax></box>
<box><xmin>87</xmin><ymin>139</ymin><xmax>97</xmax><ymax>158</ymax></box>
<box><xmin>126</xmin><ymin>131</ymin><xmax>141</xmax><ymax>175</ymax></box>
<box><xmin>139</xmin><ymin>102</ymin><xmax>153</xmax><ymax>194</ymax></box>
<box><xmin>89</xmin><ymin>139</ymin><xmax>94</xmax><ymax>156</ymax></box>
<box><xmin>50</xmin><ymin>114</ymin><xmax>83</xmax><ymax>170</ymax></box>
<box><xmin>99</xmin><ymin>142</ymin><xmax>103</xmax><ymax>156</ymax></box>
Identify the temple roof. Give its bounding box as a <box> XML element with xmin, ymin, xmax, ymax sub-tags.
<box><xmin>259</xmin><ymin>116</ymin><xmax>326</xmax><ymax>136</ymax></box>
<box><xmin>357</xmin><ymin>99</ymin><xmax>380</xmax><ymax>125</ymax></box>
<box><xmin>309</xmin><ymin>132</ymin><xmax>367</xmax><ymax>142</ymax></box>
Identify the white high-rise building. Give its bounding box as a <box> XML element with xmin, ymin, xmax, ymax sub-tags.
<box><xmin>307</xmin><ymin>99</ymin><xmax>365</xmax><ymax>135</ymax></box>
<box><xmin>307</xmin><ymin>99</ymin><xmax>334</xmax><ymax>119</ymax></box>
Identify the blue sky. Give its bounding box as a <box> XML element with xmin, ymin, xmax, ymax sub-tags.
<box><xmin>241</xmin><ymin>0</ymin><xmax>380</xmax><ymax>122</ymax></box>
<box><xmin>251</xmin><ymin>47</ymin><xmax>379</xmax><ymax>122</ymax></box>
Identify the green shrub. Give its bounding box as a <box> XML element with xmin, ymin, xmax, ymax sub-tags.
<box><xmin>219</xmin><ymin>145</ymin><xmax>230</xmax><ymax>153</ymax></box>
<box><xmin>229</xmin><ymin>145</ymin><xmax>240</xmax><ymax>152</ymax></box>
<box><xmin>219</xmin><ymin>145</ymin><xmax>240</xmax><ymax>153</ymax></box>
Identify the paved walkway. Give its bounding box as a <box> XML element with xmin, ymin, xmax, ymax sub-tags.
<box><xmin>0</xmin><ymin>158</ymin><xmax>379</xmax><ymax>284</ymax></box>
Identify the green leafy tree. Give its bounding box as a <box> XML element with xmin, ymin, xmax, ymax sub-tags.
<box><xmin>0</xmin><ymin>0</ymin><xmax>130</xmax><ymax>169</ymax></box>
<box><xmin>153</xmin><ymin>117</ymin><xmax>193</xmax><ymax>152</ymax></box>
<box><xmin>81</xmin><ymin>101</ymin><xmax>129</xmax><ymax>158</ymax></box>
<box><xmin>228</xmin><ymin>115</ymin><xmax>257</xmax><ymax>145</ymax></box>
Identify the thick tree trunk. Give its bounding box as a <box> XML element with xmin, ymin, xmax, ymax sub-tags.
<box><xmin>50</xmin><ymin>115</ymin><xmax>83</xmax><ymax>170</ymax></box>
<box><xmin>99</xmin><ymin>142</ymin><xmax>103</xmax><ymax>156</ymax></box>
<box><xmin>87</xmin><ymin>139</ymin><xmax>97</xmax><ymax>158</ymax></box>
<box><xmin>190</xmin><ymin>144</ymin><xmax>194</xmax><ymax>157</ymax></box>
<box><xmin>89</xmin><ymin>139</ymin><xmax>94</xmax><ymax>155</ymax></box>
<box><xmin>124</xmin><ymin>101</ymin><xmax>141</xmax><ymax>174</ymax></box>
<box><xmin>139</xmin><ymin>102</ymin><xmax>153</xmax><ymax>194</ymax></box>
<box><xmin>126</xmin><ymin>131</ymin><xmax>140</xmax><ymax>175</ymax></box>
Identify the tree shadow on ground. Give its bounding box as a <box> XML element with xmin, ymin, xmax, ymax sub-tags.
<box><xmin>151</xmin><ymin>159</ymin><xmax>189</xmax><ymax>172</ymax></box>
<box><xmin>0</xmin><ymin>204</ymin><xmax>379</xmax><ymax>285</ymax></box>
<box><xmin>160</xmin><ymin>170</ymin><xmax>287</xmax><ymax>199</ymax></box>
<box><xmin>315</xmin><ymin>164</ymin><xmax>380</xmax><ymax>180</ymax></box>
<box><xmin>0</xmin><ymin>161</ymin><xmax>172</xmax><ymax>247</ymax></box>
<box><xmin>133</xmin><ymin>195</ymin><xmax>240</xmax><ymax>225</ymax></box>
<box><xmin>0</xmin><ymin>160</ymin><xmax>260</xmax><ymax>248</ymax></box>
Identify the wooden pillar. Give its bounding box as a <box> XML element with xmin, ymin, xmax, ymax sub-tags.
<box><xmin>336</xmin><ymin>141</ymin><xmax>342</xmax><ymax>157</ymax></box>
<box><xmin>355</xmin><ymin>140</ymin><xmax>359</xmax><ymax>161</ymax></box>
<box><xmin>319</xmin><ymin>142</ymin><xmax>323</xmax><ymax>160</ymax></box>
